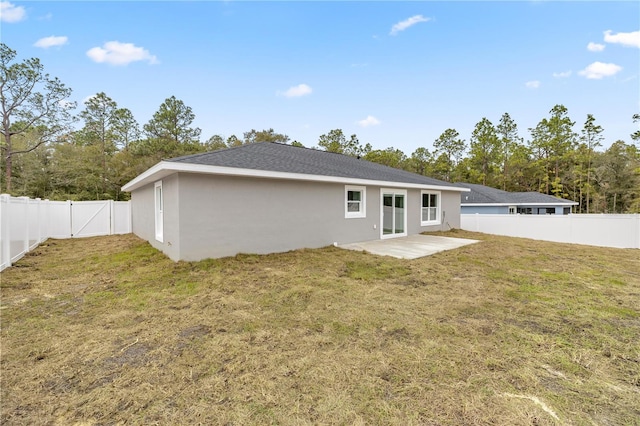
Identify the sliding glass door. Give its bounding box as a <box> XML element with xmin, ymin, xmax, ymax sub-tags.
<box><xmin>381</xmin><ymin>189</ymin><xmax>407</xmax><ymax>238</ymax></box>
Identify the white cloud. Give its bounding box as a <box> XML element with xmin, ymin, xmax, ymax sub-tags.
<box><xmin>278</xmin><ymin>84</ymin><xmax>313</xmax><ymax>98</ymax></box>
<box><xmin>86</xmin><ymin>41</ymin><xmax>158</xmax><ymax>66</ymax></box>
<box><xmin>34</xmin><ymin>36</ymin><xmax>68</xmax><ymax>49</ymax></box>
<box><xmin>579</xmin><ymin>61</ymin><xmax>622</xmax><ymax>79</ymax></box>
<box><xmin>587</xmin><ymin>42</ymin><xmax>605</xmax><ymax>52</ymax></box>
<box><xmin>552</xmin><ymin>70</ymin><xmax>572</xmax><ymax>78</ymax></box>
<box><xmin>0</xmin><ymin>1</ymin><xmax>26</xmax><ymax>22</ymax></box>
<box><xmin>525</xmin><ymin>80</ymin><xmax>541</xmax><ymax>89</ymax></box>
<box><xmin>390</xmin><ymin>15</ymin><xmax>430</xmax><ymax>36</ymax></box>
<box><xmin>357</xmin><ymin>115</ymin><xmax>381</xmax><ymax>127</ymax></box>
<box><xmin>82</xmin><ymin>94</ymin><xmax>97</xmax><ymax>104</ymax></box>
<box><xmin>603</xmin><ymin>30</ymin><xmax>640</xmax><ymax>48</ymax></box>
<box><xmin>58</xmin><ymin>99</ymin><xmax>75</xmax><ymax>109</ymax></box>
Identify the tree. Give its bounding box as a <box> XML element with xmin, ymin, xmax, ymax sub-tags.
<box><xmin>243</xmin><ymin>128</ymin><xmax>290</xmax><ymax>144</ymax></box>
<box><xmin>112</xmin><ymin>107</ymin><xmax>140</xmax><ymax>150</ymax></box>
<box><xmin>433</xmin><ymin>128</ymin><xmax>466</xmax><ymax>182</ymax></box>
<box><xmin>317</xmin><ymin>129</ymin><xmax>368</xmax><ymax>157</ymax></box>
<box><xmin>108</xmin><ymin>148</ymin><xmax>137</xmax><ymax>201</ymax></box>
<box><xmin>74</xmin><ymin>93</ymin><xmax>140</xmax><ymax>199</ymax></box>
<box><xmin>566</xmin><ymin>143</ymin><xmax>589</xmax><ymax>212</ymax></box>
<box><xmin>0</xmin><ymin>43</ymin><xmax>75</xmax><ymax>192</ymax></box>
<box><xmin>496</xmin><ymin>113</ymin><xmax>522</xmax><ymax>190</ymax></box>
<box><xmin>48</xmin><ymin>141</ymin><xmax>103</xmax><ymax>200</ymax></box>
<box><xmin>507</xmin><ymin>143</ymin><xmax>535</xmax><ymax>192</ymax></box>
<box><xmin>142</xmin><ymin>96</ymin><xmax>202</xmax><ymax>157</ymax></box>
<box><xmin>529</xmin><ymin>105</ymin><xmax>576</xmax><ymax>196</ymax></box>
<box><xmin>632</xmin><ymin>113</ymin><xmax>640</xmax><ymax>145</ymax></box>
<box><xmin>78</xmin><ymin>92</ymin><xmax>119</xmax><ymax>196</ymax></box>
<box><xmin>364</xmin><ymin>147</ymin><xmax>408</xmax><ymax>169</ymax></box>
<box><xmin>205</xmin><ymin>134</ymin><xmax>228</xmax><ymax>151</ymax></box>
<box><xmin>5</xmin><ymin>125</ymin><xmax>52</xmax><ymax>198</ymax></box>
<box><xmin>409</xmin><ymin>147</ymin><xmax>434</xmax><ymax>176</ymax></box>
<box><xmin>594</xmin><ymin>141</ymin><xmax>640</xmax><ymax>213</ymax></box>
<box><xmin>468</xmin><ymin>117</ymin><xmax>500</xmax><ymax>186</ymax></box>
<box><xmin>226</xmin><ymin>135</ymin><xmax>242</xmax><ymax>147</ymax></box>
<box><xmin>580</xmin><ymin>114</ymin><xmax>604</xmax><ymax>213</ymax></box>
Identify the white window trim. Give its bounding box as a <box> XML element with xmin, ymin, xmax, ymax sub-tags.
<box><xmin>420</xmin><ymin>190</ymin><xmax>441</xmax><ymax>226</ymax></box>
<box><xmin>345</xmin><ymin>185</ymin><xmax>366</xmax><ymax>219</ymax></box>
<box><xmin>508</xmin><ymin>206</ymin><xmax>516</xmax><ymax>214</ymax></box>
<box><xmin>154</xmin><ymin>181</ymin><xmax>164</xmax><ymax>242</ymax></box>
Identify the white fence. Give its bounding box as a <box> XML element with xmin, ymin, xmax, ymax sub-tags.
<box><xmin>461</xmin><ymin>213</ymin><xmax>640</xmax><ymax>249</ymax></box>
<box><xmin>0</xmin><ymin>195</ymin><xmax>131</xmax><ymax>272</ymax></box>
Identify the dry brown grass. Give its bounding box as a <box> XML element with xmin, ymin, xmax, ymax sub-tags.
<box><xmin>1</xmin><ymin>230</ymin><xmax>639</xmax><ymax>425</ymax></box>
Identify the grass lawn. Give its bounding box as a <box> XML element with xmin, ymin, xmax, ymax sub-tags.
<box><xmin>1</xmin><ymin>230</ymin><xmax>639</xmax><ymax>425</ymax></box>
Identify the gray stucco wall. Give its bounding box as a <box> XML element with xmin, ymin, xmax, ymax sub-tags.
<box><xmin>439</xmin><ymin>190</ymin><xmax>462</xmax><ymax>230</ymax></box>
<box><xmin>175</xmin><ymin>174</ymin><xmax>382</xmax><ymax>260</ymax></box>
<box><xmin>130</xmin><ymin>174</ymin><xmax>181</xmax><ymax>261</ymax></box>
<box><xmin>131</xmin><ymin>172</ymin><xmax>463</xmax><ymax>261</ymax></box>
<box><xmin>130</xmin><ymin>183</ymin><xmax>154</xmax><ymax>244</ymax></box>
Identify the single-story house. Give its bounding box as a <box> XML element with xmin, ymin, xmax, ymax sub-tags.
<box><xmin>455</xmin><ymin>182</ymin><xmax>578</xmax><ymax>215</ymax></box>
<box><xmin>122</xmin><ymin>143</ymin><xmax>469</xmax><ymax>261</ymax></box>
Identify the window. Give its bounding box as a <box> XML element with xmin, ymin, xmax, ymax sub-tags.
<box><xmin>345</xmin><ymin>185</ymin><xmax>366</xmax><ymax>218</ymax></box>
<box><xmin>517</xmin><ymin>207</ymin><xmax>532</xmax><ymax>215</ymax></box>
<box><xmin>421</xmin><ymin>190</ymin><xmax>440</xmax><ymax>225</ymax></box>
<box><xmin>154</xmin><ymin>181</ymin><xmax>163</xmax><ymax>242</ymax></box>
<box><xmin>508</xmin><ymin>206</ymin><xmax>516</xmax><ymax>214</ymax></box>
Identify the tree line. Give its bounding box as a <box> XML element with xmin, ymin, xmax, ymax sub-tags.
<box><xmin>2</xmin><ymin>43</ymin><xmax>639</xmax><ymax>213</ymax></box>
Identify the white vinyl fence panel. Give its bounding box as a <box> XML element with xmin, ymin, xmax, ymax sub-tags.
<box><xmin>8</xmin><ymin>197</ymin><xmax>28</xmax><ymax>264</ymax></box>
<box><xmin>113</xmin><ymin>201</ymin><xmax>132</xmax><ymax>235</ymax></box>
<box><xmin>461</xmin><ymin>213</ymin><xmax>640</xmax><ymax>249</ymax></box>
<box><xmin>28</xmin><ymin>198</ymin><xmax>41</xmax><ymax>251</ymax></box>
<box><xmin>48</xmin><ymin>200</ymin><xmax>72</xmax><ymax>239</ymax></box>
<box><xmin>0</xmin><ymin>195</ymin><xmax>131</xmax><ymax>272</ymax></box>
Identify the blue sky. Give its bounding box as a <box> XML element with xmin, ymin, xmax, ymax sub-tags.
<box><xmin>2</xmin><ymin>1</ymin><xmax>639</xmax><ymax>154</ymax></box>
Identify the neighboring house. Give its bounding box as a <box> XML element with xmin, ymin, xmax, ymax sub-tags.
<box><xmin>455</xmin><ymin>182</ymin><xmax>578</xmax><ymax>215</ymax></box>
<box><xmin>122</xmin><ymin>143</ymin><xmax>469</xmax><ymax>261</ymax></box>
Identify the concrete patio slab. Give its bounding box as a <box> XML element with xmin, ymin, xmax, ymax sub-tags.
<box><xmin>338</xmin><ymin>234</ymin><xmax>480</xmax><ymax>260</ymax></box>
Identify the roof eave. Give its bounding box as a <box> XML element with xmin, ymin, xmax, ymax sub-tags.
<box><xmin>121</xmin><ymin>162</ymin><xmax>470</xmax><ymax>192</ymax></box>
<box><xmin>461</xmin><ymin>202</ymin><xmax>579</xmax><ymax>206</ymax></box>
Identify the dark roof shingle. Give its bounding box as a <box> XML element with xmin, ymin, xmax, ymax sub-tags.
<box><xmin>170</xmin><ymin>142</ymin><xmax>457</xmax><ymax>187</ymax></box>
<box><xmin>455</xmin><ymin>182</ymin><xmax>576</xmax><ymax>205</ymax></box>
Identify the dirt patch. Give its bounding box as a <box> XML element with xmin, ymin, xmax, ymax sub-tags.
<box><xmin>106</xmin><ymin>341</ymin><xmax>152</xmax><ymax>367</ymax></box>
<box><xmin>175</xmin><ymin>324</ymin><xmax>212</xmax><ymax>352</ymax></box>
<box><xmin>179</xmin><ymin>324</ymin><xmax>212</xmax><ymax>339</ymax></box>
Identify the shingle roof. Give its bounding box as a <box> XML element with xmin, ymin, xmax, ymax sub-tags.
<box><xmin>169</xmin><ymin>142</ymin><xmax>458</xmax><ymax>188</ymax></box>
<box><xmin>455</xmin><ymin>182</ymin><xmax>577</xmax><ymax>205</ymax></box>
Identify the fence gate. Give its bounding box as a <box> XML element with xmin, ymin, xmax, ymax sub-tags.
<box><xmin>71</xmin><ymin>201</ymin><xmax>112</xmax><ymax>238</ymax></box>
